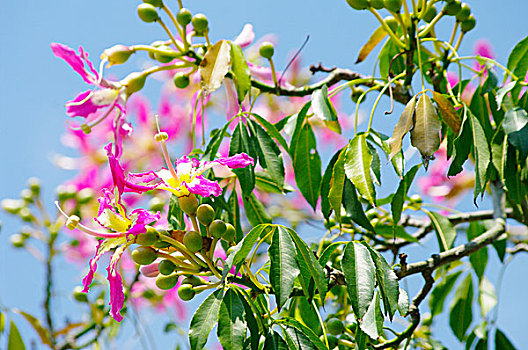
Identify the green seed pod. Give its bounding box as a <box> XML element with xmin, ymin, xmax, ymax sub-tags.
<box><xmin>369</xmin><ymin>0</ymin><xmax>384</xmax><ymax>10</ymax></box>
<box><xmin>222</xmin><ymin>223</ymin><xmax>236</xmax><ymax>242</ymax></box>
<box><xmin>158</xmin><ymin>259</ymin><xmax>176</xmax><ymax>275</ymax></box>
<box><xmin>327</xmin><ymin>318</ymin><xmax>346</xmax><ymax>335</ymax></box>
<box><xmin>27</xmin><ymin>177</ymin><xmax>40</xmax><ymax>196</ymax></box>
<box><xmin>444</xmin><ymin>0</ymin><xmax>461</xmax><ymax>16</ymax></box>
<box><xmin>259</xmin><ymin>41</ymin><xmax>275</xmax><ymax>59</ymax></box>
<box><xmin>384</xmin><ymin>16</ymin><xmax>398</xmax><ymax>32</ymax></box>
<box><xmin>178</xmin><ymin>284</ymin><xmax>196</xmax><ymax>301</ymax></box>
<box><xmin>131</xmin><ymin>246</ymin><xmax>157</xmax><ymax>265</ymax></box>
<box><xmin>124</xmin><ymin>72</ymin><xmax>147</xmax><ymax>95</ymax></box>
<box><xmin>178</xmin><ymin>193</ymin><xmax>199</xmax><ymax>215</ymax></box>
<box><xmin>10</xmin><ymin>234</ymin><xmax>25</xmax><ymax>248</ymax></box>
<box><xmin>209</xmin><ymin>219</ymin><xmax>226</xmax><ymax>239</ymax></box>
<box><xmin>136</xmin><ymin>226</ymin><xmax>159</xmax><ymax>246</ymax></box>
<box><xmin>73</xmin><ymin>286</ymin><xmax>88</xmax><ymax>303</ymax></box>
<box><xmin>182</xmin><ymin>275</ymin><xmax>205</xmax><ymax>287</ymax></box>
<box><xmin>102</xmin><ymin>44</ymin><xmax>134</xmax><ymax>66</ymax></box>
<box><xmin>177</xmin><ymin>8</ymin><xmax>192</xmax><ymax>26</ymax></box>
<box><xmin>192</xmin><ymin>13</ymin><xmax>208</xmax><ymax>34</ymax></box>
<box><xmin>137</xmin><ymin>3</ymin><xmax>159</xmax><ymax>23</ymax></box>
<box><xmin>383</xmin><ymin>0</ymin><xmax>402</xmax><ymax>12</ymax></box>
<box><xmin>423</xmin><ymin>6</ymin><xmax>437</xmax><ymax>23</ymax></box>
<box><xmin>143</xmin><ymin>0</ymin><xmax>162</xmax><ymax>7</ymax></box>
<box><xmin>155</xmin><ymin>273</ymin><xmax>179</xmax><ymax>290</ymax></box>
<box><xmin>77</xmin><ymin>188</ymin><xmax>94</xmax><ymax>204</ymax></box>
<box><xmin>183</xmin><ymin>230</ymin><xmax>203</xmax><ymax>252</ymax></box>
<box><xmin>196</xmin><ymin>204</ymin><xmax>215</xmax><ymax>226</ymax></box>
<box><xmin>173</xmin><ymin>72</ymin><xmax>190</xmax><ymax>89</ymax></box>
<box><xmin>456</xmin><ymin>3</ymin><xmax>470</xmax><ymax>22</ymax></box>
<box><xmin>346</xmin><ymin>0</ymin><xmax>368</xmax><ymax>10</ymax></box>
<box><xmin>460</xmin><ymin>15</ymin><xmax>476</xmax><ymax>32</ymax></box>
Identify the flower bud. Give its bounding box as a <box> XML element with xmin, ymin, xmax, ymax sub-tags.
<box><xmin>20</xmin><ymin>189</ymin><xmax>34</xmax><ymax>204</ymax></box>
<box><xmin>183</xmin><ymin>230</ymin><xmax>203</xmax><ymax>252</ymax></box>
<box><xmin>350</xmin><ymin>87</ymin><xmax>364</xmax><ymax>104</ymax></box>
<box><xmin>383</xmin><ymin>0</ymin><xmax>402</xmax><ymax>13</ymax></box>
<box><xmin>19</xmin><ymin>208</ymin><xmax>33</xmax><ymax>222</ymax></box>
<box><xmin>178</xmin><ymin>194</ymin><xmax>199</xmax><ymax>215</ymax></box>
<box><xmin>222</xmin><ymin>223</ymin><xmax>236</xmax><ymax>242</ymax></box>
<box><xmin>73</xmin><ymin>286</ymin><xmax>88</xmax><ymax>303</ymax></box>
<box><xmin>259</xmin><ymin>42</ymin><xmax>275</xmax><ymax>59</ymax></box>
<box><xmin>369</xmin><ymin>0</ymin><xmax>384</xmax><ymax>10</ymax></box>
<box><xmin>444</xmin><ymin>0</ymin><xmax>461</xmax><ymax>16</ymax></box>
<box><xmin>192</xmin><ymin>13</ymin><xmax>208</xmax><ymax>35</ymax></box>
<box><xmin>2</xmin><ymin>199</ymin><xmax>25</xmax><ymax>214</ymax></box>
<box><xmin>177</xmin><ymin>8</ymin><xmax>192</xmax><ymax>26</ymax></box>
<box><xmin>143</xmin><ymin>0</ymin><xmax>162</xmax><ymax>7</ymax></box>
<box><xmin>27</xmin><ymin>177</ymin><xmax>41</xmax><ymax>196</ymax></box>
<box><xmin>182</xmin><ymin>275</ymin><xmax>205</xmax><ymax>286</ymax></box>
<box><xmin>423</xmin><ymin>6</ymin><xmax>437</xmax><ymax>23</ymax></box>
<box><xmin>66</xmin><ymin>215</ymin><xmax>80</xmax><ymax>230</ymax></box>
<box><xmin>158</xmin><ymin>259</ymin><xmax>176</xmax><ymax>275</ymax></box>
<box><xmin>346</xmin><ymin>0</ymin><xmax>368</xmax><ymax>10</ymax></box>
<box><xmin>384</xmin><ymin>16</ymin><xmax>398</xmax><ymax>32</ymax></box>
<box><xmin>460</xmin><ymin>15</ymin><xmax>476</xmax><ymax>32</ymax></box>
<box><xmin>154</xmin><ymin>46</ymin><xmax>175</xmax><ymax>63</ymax></box>
<box><xmin>20</xmin><ymin>226</ymin><xmax>32</xmax><ymax>239</ymax></box>
<box><xmin>196</xmin><ymin>204</ymin><xmax>215</xmax><ymax>226</ymax></box>
<box><xmin>131</xmin><ymin>246</ymin><xmax>158</xmax><ymax>265</ymax></box>
<box><xmin>327</xmin><ymin>318</ymin><xmax>345</xmax><ymax>335</ymax></box>
<box><xmin>56</xmin><ymin>184</ymin><xmax>77</xmax><ymax>201</ymax></box>
<box><xmin>124</xmin><ymin>72</ymin><xmax>147</xmax><ymax>95</ymax></box>
<box><xmin>76</xmin><ymin>188</ymin><xmax>94</xmax><ymax>204</ymax></box>
<box><xmin>209</xmin><ymin>219</ymin><xmax>226</xmax><ymax>239</ymax></box>
<box><xmin>102</xmin><ymin>45</ymin><xmax>134</xmax><ymax>66</ymax></box>
<box><xmin>178</xmin><ymin>284</ymin><xmax>196</xmax><ymax>301</ymax></box>
<box><xmin>137</xmin><ymin>4</ymin><xmax>159</xmax><ymax>23</ymax></box>
<box><xmin>10</xmin><ymin>234</ymin><xmax>25</xmax><ymax>248</ymax></box>
<box><xmin>156</xmin><ymin>273</ymin><xmax>179</xmax><ymax>290</ymax></box>
<box><xmin>456</xmin><ymin>4</ymin><xmax>470</xmax><ymax>22</ymax></box>
<box><xmin>173</xmin><ymin>72</ymin><xmax>190</xmax><ymax>89</ymax></box>
<box><xmin>136</xmin><ymin>226</ymin><xmax>159</xmax><ymax>246</ymax></box>
<box><xmin>140</xmin><ymin>263</ymin><xmax>159</xmax><ymax>277</ymax></box>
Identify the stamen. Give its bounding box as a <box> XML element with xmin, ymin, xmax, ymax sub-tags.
<box><xmin>66</xmin><ymin>215</ymin><xmax>80</xmax><ymax>230</ymax></box>
<box><xmin>155</xmin><ymin>115</ymin><xmax>180</xmax><ymax>185</ymax></box>
<box><xmin>55</xmin><ymin>201</ymin><xmax>122</xmax><ymax>239</ymax></box>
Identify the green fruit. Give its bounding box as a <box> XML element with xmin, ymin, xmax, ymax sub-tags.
<box><xmin>177</xmin><ymin>8</ymin><xmax>192</xmax><ymax>26</ymax></box>
<box><xmin>182</xmin><ymin>275</ymin><xmax>205</xmax><ymax>286</ymax></box>
<box><xmin>143</xmin><ymin>0</ymin><xmax>162</xmax><ymax>7</ymax></box>
<box><xmin>178</xmin><ymin>193</ymin><xmax>199</xmax><ymax>215</ymax></box>
<box><xmin>222</xmin><ymin>223</ymin><xmax>236</xmax><ymax>242</ymax></box>
<box><xmin>178</xmin><ymin>284</ymin><xmax>196</xmax><ymax>301</ymax></box>
<box><xmin>73</xmin><ymin>286</ymin><xmax>88</xmax><ymax>302</ymax></box>
<box><xmin>131</xmin><ymin>246</ymin><xmax>157</xmax><ymax>265</ymax></box>
<box><xmin>384</xmin><ymin>16</ymin><xmax>398</xmax><ymax>32</ymax></box>
<box><xmin>209</xmin><ymin>220</ymin><xmax>226</xmax><ymax>239</ymax></box>
<box><xmin>192</xmin><ymin>13</ymin><xmax>208</xmax><ymax>34</ymax></box>
<box><xmin>369</xmin><ymin>0</ymin><xmax>384</xmax><ymax>10</ymax></box>
<box><xmin>444</xmin><ymin>0</ymin><xmax>461</xmax><ymax>16</ymax></box>
<box><xmin>259</xmin><ymin>42</ymin><xmax>275</xmax><ymax>59</ymax></box>
<box><xmin>183</xmin><ymin>230</ymin><xmax>203</xmax><ymax>252</ymax></box>
<box><xmin>383</xmin><ymin>0</ymin><xmax>401</xmax><ymax>12</ymax></box>
<box><xmin>460</xmin><ymin>15</ymin><xmax>476</xmax><ymax>32</ymax></box>
<box><xmin>196</xmin><ymin>204</ymin><xmax>215</xmax><ymax>226</ymax></box>
<box><xmin>137</xmin><ymin>3</ymin><xmax>159</xmax><ymax>23</ymax></box>
<box><xmin>173</xmin><ymin>72</ymin><xmax>190</xmax><ymax>89</ymax></box>
<box><xmin>456</xmin><ymin>4</ymin><xmax>470</xmax><ymax>22</ymax></box>
<box><xmin>136</xmin><ymin>226</ymin><xmax>159</xmax><ymax>246</ymax></box>
<box><xmin>423</xmin><ymin>6</ymin><xmax>437</xmax><ymax>23</ymax></box>
<box><xmin>327</xmin><ymin>318</ymin><xmax>345</xmax><ymax>335</ymax></box>
<box><xmin>158</xmin><ymin>259</ymin><xmax>176</xmax><ymax>275</ymax></box>
<box><xmin>124</xmin><ymin>72</ymin><xmax>146</xmax><ymax>95</ymax></box>
<box><xmin>346</xmin><ymin>0</ymin><xmax>368</xmax><ymax>10</ymax></box>
<box><xmin>155</xmin><ymin>274</ymin><xmax>179</xmax><ymax>290</ymax></box>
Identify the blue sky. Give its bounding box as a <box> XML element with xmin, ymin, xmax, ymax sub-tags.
<box><xmin>1</xmin><ymin>0</ymin><xmax>527</xmax><ymax>348</ymax></box>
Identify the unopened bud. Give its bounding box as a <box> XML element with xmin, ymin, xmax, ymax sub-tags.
<box><xmin>137</xmin><ymin>3</ymin><xmax>159</xmax><ymax>23</ymax></box>
<box><xmin>10</xmin><ymin>234</ymin><xmax>25</xmax><ymax>248</ymax></box>
<box><xmin>102</xmin><ymin>45</ymin><xmax>135</xmax><ymax>66</ymax></box>
<box><xmin>143</xmin><ymin>0</ymin><xmax>163</xmax><ymax>7</ymax></box>
<box><xmin>131</xmin><ymin>246</ymin><xmax>158</xmax><ymax>265</ymax></box>
<box><xmin>444</xmin><ymin>0</ymin><xmax>461</xmax><ymax>16</ymax></box>
<box><xmin>158</xmin><ymin>259</ymin><xmax>176</xmax><ymax>275</ymax></box>
<box><xmin>27</xmin><ymin>177</ymin><xmax>41</xmax><ymax>196</ymax></box>
<box><xmin>259</xmin><ymin>42</ymin><xmax>275</xmax><ymax>59</ymax></box>
<box><xmin>209</xmin><ymin>219</ymin><xmax>226</xmax><ymax>239</ymax></box>
<box><xmin>178</xmin><ymin>283</ymin><xmax>196</xmax><ymax>300</ymax></box>
<box><xmin>178</xmin><ymin>194</ymin><xmax>199</xmax><ymax>215</ymax></box>
<box><xmin>73</xmin><ymin>286</ymin><xmax>88</xmax><ymax>302</ymax></box>
<box><xmin>124</xmin><ymin>72</ymin><xmax>147</xmax><ymax>95</ymax></box>
<box><xmin>173</xmin><ymin>72</ymin><xmax>190</xmax><ymax>89</ymax></box>
<box><xmin>460</xmin><ymin>15</ymin><xmax>476</xmax><ymax>32</ymax></box>
<box><xmin>77</xmin><ymin>188</ymin><xmax>94</xmax><ymax>204</ymax></box>
<box><xmin>369</xmin><ymin>0</ymin><xmax>384</xmax><ymax>10</ymax></box>
<box><xmin>1</xmin><ymin>199</ymin><xmax>24</xmax><ymax>214</ymax></box>
<box><xmin>346</xmin><ymin>0</ymin><xmax>368</xmax><ymax>10</ymax></box>
<box><xmin>149</xmin><ymin>197</ymin><xmax>166</xmax><ymax>212</ymax></box>
<box><xmin>136</xmin><ymin>226</ymin><xmax>159</xmax><ymax>246</ymax></box>
<box><xmin>183</xmin><ymin>230</ymin><xmax>203</xmax><ymax>253</ymax></box>
<box><xmin>383</xmin><ymin>0</ymin><xmax>402</xmax><ymax>12</ymax></box>
<box><xmin>196</xmin><ymin>204</ymin><xmax>215</xmax><ymax>226</ymax></box>
<box><xmin>423</xmin><ymin>6</ymin><xmax>437</xmax><ymax>23</ymax></box>
<box><xmin>156</xmin><ymin>273</ymin><xmax>179</xmax><ymax>290</ymax></box>
<box><xmin>177</xmin><ymin>8</ymin><xmax>192</xmax><ymax>26</ymax></box>
<box><xmin>191</xmin><ymin>13</ymin><xmax>208</xmax><ymax>35</ymax></box>
<box><xmin>19</xmin><ymin>208</ymin><xmax>33</xmax><ymax>222</ymax></box>
<box><xmin>456</xmin><ymin>4</ymin><xmax>471</xmax><ymax>22</ymax></box>
<box><xmin>222</xmin><ymin>223</ymin><xmax>236</xmax><ymax>242</ymax></box>
<box><xmin>20</xmin><ymin>189</ymin><xmax>34</xmax><ymax>204</ymax></box>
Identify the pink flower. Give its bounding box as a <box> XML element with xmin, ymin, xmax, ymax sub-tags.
<box><xmin>473</xmin><ymin>39</ymin><xmax>495</xmax><ymax>72</ymax></box>
<box><xmin>233</xmin><ymin>24</ymin><xmax>255</xmax><ymax>48</ymax></box>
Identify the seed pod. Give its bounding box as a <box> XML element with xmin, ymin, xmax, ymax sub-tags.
<box><xmin>383</xmin><ymin>0</ymin><xmax>402</xmax><ymax>12</ymax></box>
<box><xmin>192</xmin><ymin>13</ymin><xmax>208</xmax><ymax>35</ymax></box>
<box><xmin>178</xmin><ymin>194</ymin><xmax>199</xmax><ymax>215</ymax></box>
<box><xmin>137</xmin><ymin>4</ymin><xmax>159</xmax><ymax>23</ymax></box>
<box><xmin>196</xmin><ymin>204</ymin><xmax>215</xmax><ymax>226</ymax></box>
<box><xmin>346</xmin><ymin>0</ymin><xmax>368</xmax><ymax>10</ymax></box>
<box><xmin>158</xmin><ymin>259</ymin><xmax>176</xmax><ymax>275</ymax></box>
<box><xmin>423</xmin><ymin>6</ymin><xmax>437</xmax><ymax>23</ymax></box>
<box><xmin>259</xmin><ymin>42</ymin><xmax>275</xmax><ymax>59</ymax></box>
<box><xmin>460</xmin><ymin>15</ymin><xmax>476</xmax><ymax>32</ymax></box>
<box><xmin>177</xmin><ymin>8</ymin><xmax>192</xmax><ymax>26</ymax></box>
<box><xmin>222</xmin><ymin>223</ymin><xmax>236</xmax><ymax>242</ymax></box>
<box><xmin>209</xmin><ymin>219</ymin><xmax>226</xmax><ymax>239</ymax></box>
<box><xmin>456</xmin><ymin>4</ymin><xmax>471</xmax><ymax>22</ymax></box>
<box><xmin>156</xmin><ymin>274</ymin><xmax>179</xmax><ymax>290</ymax></box>
<box><xmin>131</xmin><ymin>246</ymin><xmax>157</xmax><ymax>265</ymax></box>
<box><xmin>173</xmin><ymin>72</ymin><xmax>190</xmax><ymax>89</ymax></box>
<box><xmin>182</xmin><ymin>275</ymin><xmax>205</xmax><ymax>286</ymax></box>
<box><xmin>178</xmin><ymin>284</ymin><xmax>196</xmax><ymax>301</ymax></box>
<box><xmin>183</xmin><ymin>230</ymin><xmax>203</xmax><ymax>252</ymax></box>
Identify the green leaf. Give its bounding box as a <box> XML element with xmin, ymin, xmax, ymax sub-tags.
<box><xmin>14</xmin><ymin>310</ymin><xmax>52</xmax><ymax>346</ymax></box>
<box><xmin>199</xmin><ymin>40</ymin><xmax>231</xmax><ymax>92</ymax></box>
<box><xmin>279</xmin><ymin>318</ymin><xmax>326</xmax><ymax>350</ymax></box>
<box><xmin>287</xmin><ymin>228</ymin><xmax>327</xmax><ymax>301</ymax></box>
<box><xmin>255</xmin><ymin>172</ymin><xmax>293</xmax><ymax>194</ymax></box>
<box><xmin>410</xmin><ymin>94</ymin><xmax>442</xmax><ymax>168</ymax></box>
<box><xmin>503</xmin><ymin>107</ymin><xmax>528</xmax><ymax>134</ymax></box>
<box><xmin>495</xmin><ymin>82</ymin><xmax>516</xmax><ymax>109</ymax></box>
<box><xmin>0</xmin><ymin>311</ymin><xmax>5</xmax><ymax>333</ymax></box>
<box><xmin>249</xmin><ymin>120</ymin><xmax>285</xmax><ymax>191</ymax></box>
<box><xmin>204</xmin><ymin>120</ymin><xmax>233</xmax><ymax>160</ymax></box>
<box><xmin>319</xmin><ymin>242</ymin><xmax>344</xmax><ymax>268</ymax></box>
<box><xmin>264</xmin><ymin>331</ymin><xmax>289</xmax><ymax>350</ymax></box>
<box><xmin>8</xmin><ymin>321</ymin><xmax>25</xmax><ymax>350</ymax></box>
<box><xmin>391</xmin><ymin>164</ymin><xmax>420</xmax><ymax>231</ymax></box>
<box><xmin>321</xmin><ymin>149</ymin><xmax>343</xmax><ymax>220</ymax></box>
<box><xmin>269</xmin><ymin>227</ymin><xmax>300</xmax><ymax>309</ymax></box>
<box><xmin>342</xmin><ymin>181</ymin><xmax>375</xmax><ymax>232</ymax></box>
<box><xmin>251</xmin><ymin>113</ymin><xmax>289</xmax><ymax>152</ymax></box>
<box><xmin>429</xmin><ymin>270</ymin><xmax>463</xmax><ymax>317</ymax></box>
<box><xmin>282</xmin><ymin>325</ymin><xmax>318</xmax><ymax>350</ymax></box>
<box><xmin>507</xmin><ymin>36</ymin><xmax>528</xmax><ymax>100</ymax></box>
<box><xmin>230</xmin><ymin>123</ymin><xmax>256</xmax><ymax>195</ymax></box>
<box><xmin>362</xmin><ymin>243</ymin><xmax>399</xmax><ymax>321</ymax></box>
<box><xmin>426</xmin><ymin>210</ymin><xmax>457</xmax><ymax>252</ymax></box>
<box><xmin>345</xmin><ymin>135</ymin><xmax>376</xmax><ymax>205</ymax></box>
<box><xmin>368</xmin><ymin>141</ymin><xmax>381</xmax><ymax>185</ymax></box>
<box><xmin>311</xmin><ymin>85</ymin><xmax>341</xmax><ymax>134</ymax></box>
<box><xmin>448</xmin><ymin>107</ymin><xmax>472</xmax><ymax>176</ymax></box>
<box><xmin>356</xmin><ymin>25</ymin><xmax>388</xmax><ymax>63</ymax></box>
<box><xmin>449</xmin><ymin>274</ymin><xmax>474</xmax><ymax>341</ymax></box>
<box><xmin>291</xmin><ymin>120</ymin><xmax>322</xmax><ymax>210</ymax></box>
<box><xmin>227</xmin><ymin>188</ymin><xmax>244</xmax><ymax>243</ymax></box>
<box><xmin>495</xmin><ymin>329</ymin><xmax>517</xmax><ymax>350</ymax></box>
<box><xmin>469</xmin><ymin>111</ymin><xmax>491</xmax><ymax>199</ymax></box>
<box><xmin>470</xmin><ymin>86</ymin><xmax>493</xmax><ymax>141</ymax></box>
<box><xmin>328</xmin><ymin>149</ymin><xmax>347</xmax><ymax>223</ymax></box>
<box><xmin>388</xmin><ymin>95</ymin><xmax>416</xmax><ymax>159</ymax></box>
<box><xmin>168</xmin><ymin>194</ymin><xmax>185</xmax><ymax>230</ymax></box>
<box><xmin>397</xmin><ymin>288</ymin><xmax>409</xmax><ymax>316</ymax></box>
<box><xmin>478</xmin><ymin>276</ymin><xmax>497</xmax><ymax>317</ymax></box>
<box><xmin>189</xmin><ymin>289</ymin><xmax>225</xmax><ymax>350</ymax></box>
<box><xmin>218</xmin><ymin>289</ymin><xmax>246</xmax><ymax>350</ymax></box>
<box><xmin>367</xmin><ymin>131</ymin><xmax>404</xmax><ymax>178</ymax></box>
<box><xmin>243</xmin><ymin>192</ymin><xmax>272</xmax><ymax>226</ymax></box>
<box><xmin>230</xmin><ymin>42</ymin><xmax>251</xmax><ymax>103</ymax></box>
<box><xmin>359</xmin><ymin>291</ymin><xmax>381</xmax><ymax>340</ymax></box>
<box><xmin>341</xmin><ymin>242</ymin><xmax>376</xmax><ymax>319</ymax></box>
<box><xmin>467</xmin><ymin>222</ymin><xmax>488</xmax><ymax>280</ymax></box>
<box><xmin>379</xmin><ymin>39</ymin><xmax>405</xmax><ymax>80</ymax></box>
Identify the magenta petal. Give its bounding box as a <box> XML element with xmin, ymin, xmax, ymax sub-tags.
<box><xmin>105</xmin><ymin>143</ymin><xmax>127</xmax><ymax>195</ymax></box>
<box><xmin>81</xmin><ymin>240</ymin><xmax>103</xmax><ymax>293</ymax></box>
<box><xmin>127</xmin><ymin>209</ymin><xmax>161</xmax><ymax>236</ymax></box>
<box><xmin>214</xmin><ymin>153</ymin><xmax>254</xmax><ymax>169</ymax></box>
<box><xmin>185</xmin><ymin>176</ymin><xmax>223</xmax><ymax>197</ymax></box>
<box><xmin>66</xmin><ymin>90</ymin><xmax>106</xmax><ymax>118</ymax></box>
<box><xmin>107</xmin><ymin>250</ymin><xmax>126</xmax><ymax>322</ymax></box>
<box><xmin>233</xmin><ymin>24</ymin><xmax>255</xmax><ymax>48</ymax></box>
<box><xmin>51</xmin><ymin>43</ymin><xmax>98</xmax><ymax>85</ymax></box>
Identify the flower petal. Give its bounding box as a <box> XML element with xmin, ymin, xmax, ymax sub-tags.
<box><xmin>213</xmin><ymin>153</ymin><xmax>254</xmax><ymax>168</ymax></box>
<box><xmin>233</xmin><ymin>24</ymin><xmax>255</xmax><ymax>48</ymax></box>
<box><xmin>106</xmin><ymin>243</ymin><xmax>130</xmax><ymax>322</ymax></box>
<box><xmin>184</xmin><ymin>175</ymin><xmax>223</xmax><ymax>197</ymax></box>
<box><xmin>81</xmin><ymin>240</ymin><xmax>104</xmax><ymax>293</ymax></box>
<box><xmin>51</xmin><ymin>43</ymin><xmax>98</xmax><ymax>85</ymax></box>
<box><xmin>66</xmin><ymin>90</ymin><xmax>106</xmax><ymax>118</ymax></box>
<box><xmin>127</xmin><ymin>209</ymin><xmax>160</xmax><ymax>236</ymax></box>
